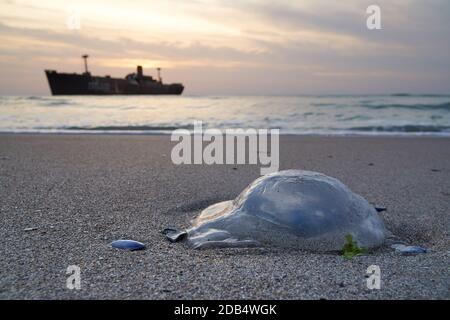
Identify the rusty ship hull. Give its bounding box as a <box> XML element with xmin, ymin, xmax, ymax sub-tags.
<box><xmin>45</xmin><ymin>63</ymin><xmax>184</xmax><ymax>95</ymax></box>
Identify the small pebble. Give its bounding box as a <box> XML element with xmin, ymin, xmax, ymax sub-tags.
<box><xmin>374</xmin><ymin>206</ymin><xmax>387</xmax><ymax>212</ymax></box>
<box><xmin>391</xmin><ymin>244</ymin><xmax>427</xmax><ymax>255</ymax></box>
<box><xmin>111</xmin><ymin>240</ymin><xmax>146</xmax><ymax>251</ymax></box>
<box><xmin>370</xmin><ymin>203</ymin><xmax>387</xmax><ymax>212</ymax></box>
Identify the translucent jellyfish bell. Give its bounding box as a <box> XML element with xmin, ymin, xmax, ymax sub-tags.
<box><xmin>165</xmin><ymin>170</ymin><xmax>387</xmax><ymax>251</ymax></box>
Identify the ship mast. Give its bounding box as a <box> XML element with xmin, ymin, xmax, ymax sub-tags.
<box><xmin>157</xmin><ymin>67</ymin><xmax>162</xmax><ymax>83</ymax></box>
<box><xmin>82</xmin><ymin>54</ymin><xmax>89</xmax><ymax>74</ymax></box>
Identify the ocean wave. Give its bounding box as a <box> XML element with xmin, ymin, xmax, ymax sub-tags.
<box><xmin>16</xmin><ymin>96</ymin><xmax>73</xmax><ymax>106</ymax></box>
<box><xmin>311</xmin><ymin>103</ymin><xmax>336</xmax><ymax>107</ymax></box>
<box><xmin>347</xmin><ymin>125</ymin><xmax>450</xmax><ymax>133</ymax></box>
<box><xmin>390</xmin><ymin>93</ymin><xmax>450</xmax><ymax>97</ymax></box>
<box><xmin>59</xmin><ymin>124</ymin><xmax>450</xmax><ymax>133</ymax></box>
<box><xmin>45</xmin><ymin>100</ymin><xmax>72</xmax><ymax>106</ymax></box>
<box><xmin>336</xmin><ymin>115</ymin><xmax>371</xmax><ymax>121</ymax></box>
<box><xmin>3</xmin><ymin>125</ymin><xmax>450</xmax><ymax>136</ymax></box>
<box><xmin>63</xmin><ymin>125</ymin><xmax>193</xmax><ymax>131</ymax></box>
<box><xmin>1</xmin><ymin>95</ymin><xmax>450</xmax><ymax>137</ymax></box>
<box><xmin>25</xmin><ymin>96</ymin><xmax>47</xmax><ymax>101</ymax></box>
<box><xmin>360</xmin><ymin>102</ymin><xmax>450</xmax><ymax>111</ymax></box>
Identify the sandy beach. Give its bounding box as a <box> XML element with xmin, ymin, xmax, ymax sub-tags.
<box><xmin>0</xmin><ymin>134</ymin><xmax>448</xmax><ymax>299</ymax></box>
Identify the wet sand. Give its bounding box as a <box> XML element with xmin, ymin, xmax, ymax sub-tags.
<box><xmin>0</xmin><ymin>134</ymin><xmax>449</xmax><ymax>299</ymax></box>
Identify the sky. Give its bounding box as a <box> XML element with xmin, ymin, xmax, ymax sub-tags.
<box><xmin>0</xmin><ymin>0</ymin><xmax>449</xmax><ymax>95</ymax></box>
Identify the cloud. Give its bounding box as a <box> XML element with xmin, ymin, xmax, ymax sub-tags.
<box><xmin>0</xmin><ymin>0</ymin><xmax>449</xmax><ymax>94</ymax></box>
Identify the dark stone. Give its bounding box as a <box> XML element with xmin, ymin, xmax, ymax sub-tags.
<box><xmin>374</xmin><ymin>205</ymin><xmax>387</xmax><ymax>212</ymax></box>
<box><xmin>391</xmin><ymin>244</ymin><xmax>427</xmax><ymax>255</ymax></box>
<box><xmin>111</xmin><ymin>239</ymin><xmax>146</xmax><ymax>251</ymax></box>
<box><xmin>162</xmin><ymin>228</ymin><xmax>187</xmax><ymax>243</ymax></box>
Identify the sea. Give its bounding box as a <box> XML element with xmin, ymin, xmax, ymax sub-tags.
<box><xmin>1</xmin><ymin>94</ymin><xmax>449</xmax><ymax>136</ymax></box>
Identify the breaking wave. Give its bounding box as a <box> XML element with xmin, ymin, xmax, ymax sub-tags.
<box><xmin>63</xmin><ymin>125</ymin><xmax>193</xmax><ymax>132</ymax></box>
<box><xmin>346</xmin><ymin>125</ymin><xmax>450</xmax><ymax>133</ymax></box>
<box><xmin>360</xmin><ymin>102</ymin><xmax>450</xmax><ymax>111</ymax></box>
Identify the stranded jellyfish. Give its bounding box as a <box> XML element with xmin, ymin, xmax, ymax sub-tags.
<box><xmin>163</xmin><ymin>170</ymin><xmax>388</xmax><ymax>251</ymax></box>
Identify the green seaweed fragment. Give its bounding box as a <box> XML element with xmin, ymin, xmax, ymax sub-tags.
<box><xmin>342</xmin><ymin>234</ymin><xmax>367</xmax><ymax>259</ymax></box>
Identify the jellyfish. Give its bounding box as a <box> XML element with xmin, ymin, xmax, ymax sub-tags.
<box><xmin>163</xmin><ymin>170</ymin><xmax>389</xmax><ymax>251</ymax></box>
